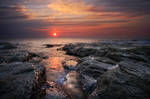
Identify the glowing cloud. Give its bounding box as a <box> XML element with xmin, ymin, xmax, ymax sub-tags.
<box><xmin>48</xmin><ymin>0</ymin><xmax>92</xmax><ymax>16</ymax></box>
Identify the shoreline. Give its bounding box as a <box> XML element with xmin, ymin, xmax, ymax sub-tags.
<box><xmin>0</xmin><ymin>40</ymin><xmax>150</xmax><ymax>99</ymax></box>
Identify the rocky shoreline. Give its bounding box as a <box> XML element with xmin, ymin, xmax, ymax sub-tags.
<box><xmin>0</xmin><ymin>42</ymin><xmax>46</xmax><ymax>99</ymax></box>
<box><xmin>0</xmin><ymin>40</ymin><xmax>150</xmax><ymax>99</ymax></box>
<box><xmin>62</xmin><ymin>41</ymin><xmax>150</xmax><ymax>99</ymax></box>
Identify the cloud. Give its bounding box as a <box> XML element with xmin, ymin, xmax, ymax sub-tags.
<box><xmin>0</xmin><ymin>4</ymin><xmax>52</xmax><ymax>38</ymax></box>
<box><xmin>92</xmin><ymin>0</ymin><xmax>150</xmax><ymax>16</ymax></box>
<box><xmin>48</xmin><ymin>0</ymin><xmax>92</xmax><ymax>15</ymax></box>
<box><xmin>0</xmin><ymin>0</ymin><xmax>150</xmax><ymax>38</ymax></box>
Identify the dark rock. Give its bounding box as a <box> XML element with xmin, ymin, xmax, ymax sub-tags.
<box><xmin>105</xmin><ymin>52</ymin><xmax>122</xmax><ymax>62</ymax></box>
<box><xmin>45</xmin><ymin>44</ymin><xmax>54</xmax><ymax>48</ymax></box>
<box><xmin>63</xmin><ymin>65</ymin><xmax>76</xmax><ymax>71</ymax></box>
<box><xmin>0</xmin><ymin>42</ymin><xmax>17</xmax><ymax>49</ymax></box>
<box><xmin>77</xmin><ymin>57</ymin><xmax>117</xmax><ymax>96</ymax></box>
<box><xmin>126</xmin><ymin>46</ymin><xmax>150</xmax><ymax>56</ymax></box>
<box><xmin>77</xmin><ymin>57</ymin><xmax>118</xmax><ymax>79</ymax></box>
<box><xmin>62</xmin><ymin>42</ymin><xmax>150</xmax><ymax>98</ymax></box>
<box><xmin>78</xmin><ymin>56</ymin><xmax>116</xmax><ymax>65</ymax></box>
<box><xmin>79</xmin><ymin>74</ymin><xmax>97</xmax><ymax>95</ymax></box>
<box><xmin>64</xmin><ymin>46</ymin><xmax>97</xmax><ymax>57</ymax></box>
<box><xmin>45</xmin><ymin>81</ymin><xmax>68</xmax><ymax>99</ymax></box>
<box><xmin>89</xmin><ymin>61</ymin><xmax>150</xmax><ymax>99</ymax></box>
<box><xmin>63</xmin><ymin>43</ymin><xmax>76</xmax><ymax>51</ymax></box>
<box><xmin>0</xmin><ymin>50</ymin><xmax>43</xmax><ymax>63</ymax></box>
<box><xmin>44</xmin><ymin>44</ymin><xmax>62</xmax><ymax>48</ymax></box>
<box><xmin>63</xmin><ymin>43</ymin><xmax>96</xmax><ymax>57</ymax></box>
<box><xmin>121</xmin><ymin>53</ymin><xmax>149</xmax><ymax>63</ymax></box>
<box><xmin>0</xmin><ymin>62</ymin><xmax>45</xmax><ymax>99</ymax></box>
<box><xmin>62</xmin><ymin>59</ymin><xmax>78</xmax><ymax>71</ymax></box>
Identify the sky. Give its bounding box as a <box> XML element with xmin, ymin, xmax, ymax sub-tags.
<box><xmin>0</xmin><ymin>0</ymin><xmax>150</xmax><ymax>38</ymax></box>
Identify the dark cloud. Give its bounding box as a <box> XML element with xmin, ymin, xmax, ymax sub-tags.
<box><xmin>0</xmin><ymin>5</ymin><xmax>51</xmax><ymax>38</ymax></box>
<box><xmin>0</xmin><ymin>6</ymin><xmax>28</xmax><ymax>21</ymax></box>
<box><xmin>92</xmin><ymin>0</ymin><xmax>150</xmax><ymax>16</ymax></box>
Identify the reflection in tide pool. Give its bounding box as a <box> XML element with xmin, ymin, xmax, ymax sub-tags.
<box><xmin>44</xmin><ymin>45</ymin><xmax>85</xmax><ymax>99</ymax></box>
<box><xmin>47</xmin><ymin>57</ymin><xmax>64</xmax><ymax>71</ymax></box>
<box><xmin>64</xmin><ymin>71</ymin><xmax>85</xmax><ymax>99</ymax></box>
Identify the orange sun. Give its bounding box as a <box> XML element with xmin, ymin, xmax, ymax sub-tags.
<box><xmin>53</xmin><ymin>33</ymin><xmax>57</xmax><ymax>37</ymax></box>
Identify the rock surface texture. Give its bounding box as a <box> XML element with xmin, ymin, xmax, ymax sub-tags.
<box><xmin>0</xmin><ymin>42</ymin><xmax>46</xmax><ymax>99</ymax></box>
<box><xmin>63</xmin><ymin>41</ymin><xmax>150</xmax><ymax>99</ymax></box>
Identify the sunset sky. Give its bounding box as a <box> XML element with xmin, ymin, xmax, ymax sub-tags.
<box><xmin>0</xmin><ymin>0</ymin><xmax>150</xmax><ymax>38</ymax></box>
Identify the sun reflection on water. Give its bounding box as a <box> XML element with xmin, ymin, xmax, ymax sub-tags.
<box><xmin>47</xmin><ymin>57</ymin><xmax>64</xmax><ymax>71</ymax></box>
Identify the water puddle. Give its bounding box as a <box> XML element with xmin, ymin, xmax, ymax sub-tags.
<box><xmin>43</xmin><ymin>46</ymin><xmax>85</xmax><ymax>99</ymax></box>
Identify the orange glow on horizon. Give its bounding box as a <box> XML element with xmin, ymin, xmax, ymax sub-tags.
<box><xmin>48</xmin><ymin>32</ymin><xmax>58</xmax><ymax>37</ymax></box>
<box><xmin>53</xmin><ymin>33</ymin><xmax>57</xmax><ymax>37</ymax></box>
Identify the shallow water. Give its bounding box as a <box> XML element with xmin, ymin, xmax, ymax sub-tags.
<box><xmin>43</xmin><ymin>46</ymin><xmax>85</xmax><ymax>99</ymax></box>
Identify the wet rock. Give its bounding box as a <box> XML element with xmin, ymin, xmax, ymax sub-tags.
<box><xmin>89</xmin><ymin>61</ymin><xmax>150</xmax><ymax>99</ymax></box>
<box><xmin>62</xmin><ymin>42</ymin><xmax>150</xmax><ymax>98</ymax></box>
<box><xmin>63</xmin><ymin>43</ymin><xmax>76</xmax><ymax>50</ymax></box>
<box><xmin>0</xmin><ymin>62</ymin><xmax>45</xmax><ymax>99</ymax></box>
<box><xmin>8</xmin><ymin>51</ymin><xmax>35</xmax><ymax>62</ymax></box>
<box><xmin>77</xmin><ymin>57</ymin><xmax>118</xmax><ymax>95</ymax></box>
<box><xmin>63</xmin><ymin>44</ymin><xmax>97</xmax><ymax>57</ymax></box>
<box><xmin>67</xmin><ymin>47</ymin><xmax>97</xmax><ymax>57</ymax></box>
<box><xmin>29</xmin><ymin>57</ymin><xmax>42</xmax><ymax>63</ymax></box>
<box><xmin>44</xmin><ymin>44</ymin><xmax>62</xmax><ymax>48</ymax></box>
<box><xmin>0</xmin><ymin>42</ymin><xmax>17</xmax><ymax>49</ymax></box>
<box><xmin>105</xmin><ymin>52</ymin><xmax>122</xmax><ymax>62</ymax></box>
<box><xmin>121</xmin><ymin>53</ymin><xmax>149</xmax><ymax>63</ymax></box>
<box><xmin>62</xmin><ymin>59</ymin><xmax>78</xmax><ymax>71</ymax></box>
<box><xmin>119</xmin><ymin>61</ymin><xmax>150</xmax><ymax>82</ymax></box>
<box><xmin>0</xmin><ymin>50</ymin><xmax>43</xmax><ymax>63</ymax></box>
<box><xmin>77</xmin><ymin>58</ymin><xmax>118</xmax><ymax>79</ymax></box>
<box><xmin>45</xmin><ymin>44</ymin><xmax>55</xmax><ymax>48</ymax></box>
<box><xmin>45</xmin><ymin>82</ymin><xmax>68</xmax><ymax>99</ymax></box>
<box><xmin>126</xmin><ymin>46</ymin><xmax>150</xmax><ymax>56</ymax></box>
<box><xmin>79</xmin><ymin>75</ymin><xmax>97</xmax><ymax>95</ymax></box>
<box><xmin>63</xmin><ymin>65</ymin><xmax>76</xmax><ymax>71</ymax></box>
<box><xmin>79</xmin><ymin>56</ymin><xmax>116</xmax><ymax>65</ymax></box>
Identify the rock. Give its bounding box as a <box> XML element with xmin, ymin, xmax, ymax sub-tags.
<box><xmin>105</xmin><ymin>52</ymin><xmax>122</xmax><ymax>62</ymax></box>
<box><xmin>0</xmin><ymin>62</ymin><xmax>45</xmax><ymax>99</ymax></box>
<box><xmin>121</xmin><ymin>53</ymin><xmax>149</xmax><ymax>63</ymax></box>
<box><xmin>45</xmin><ymin>82</ymin><xmax>68</xmax><ymax>99</ymax></box>
<box><xmin>62</xmin><ymin>42</ymin><xmax>150</xmax><ymax>98</ymax></box>
<box><xmin>126</xmin><ymin>46</ymin><xmax>150</xmax><ymax>56</ymax></box>
<box><xmin>63</xmin><ymin>44</ymin><xmax>97</xmax><ymax>57</ymax></box>
<box><xmin>63</xmin><ymin>65</ymin><xmax>76</xmax><ymax>71</ymax></box>
<box><xmin>44</xmin><ymin>44</ymin><xmax>62</xmax><ymax>48</ymax></box>
<box><xmin>77</xmin><ymin>56</ymin><xmax>118</xmax><ymax>95</ymax></box>
<box><xmin>62</xmin><ymin>59</ymin><xmax>78</xmax><ymax>71</ymax></box>
<box><xmin>63</xmin><ymin>43</ymin><xmax>76</xmax><ymax>51</ymax></box>
<box><xmin>77</xmin><ymin>58</ymin><xmax>118</xmax><ymax>79</ymax></box>
<box><xmin>67</xmin><ymin>47</ymin><xmax>97</xmax><ymax>57</ymax></box>
<box><xmin>79</xmin><ymin>56</ymin><xmax>116</xmax><ymax>65</ymax></box>
<box><xmin>119</xmin><ymin>61</ymin><xmax>150</xmax><ymax>82</ymax></box>
<box><xmin>45</xmin><ymin>44</ymin><xmax>55</xmax><ymax>48</ymax></box>
<box><xmin>79</xmin><ymin>75</ymin><xmax>97</xmax><ymax>95</ymax></box>
<box><xmin>0</xmin><ymin>50</ymin><xmax>43</xmax><ymax>63</ymax></box>
<box><xmin>0</xmin><ymin>42</ymin><xmax>17</xmax><ymax>49</ymax></box>
<box><xmin>89</xmin><ymin>61</ymin><xmax>150</xmax><ymax>99</ymax></box>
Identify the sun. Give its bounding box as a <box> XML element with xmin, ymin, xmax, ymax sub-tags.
<box><xmin>53</xmin><ymin>33</ymin><xmax>57</xmax><ymax>37</ymax></box>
